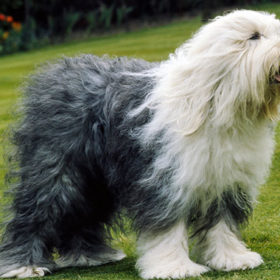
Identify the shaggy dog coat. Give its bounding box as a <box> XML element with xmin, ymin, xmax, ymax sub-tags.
<box><xmin>1</xmin><ymin>9</ymin><xmax>280</xmax><ymax>279</ymax></box>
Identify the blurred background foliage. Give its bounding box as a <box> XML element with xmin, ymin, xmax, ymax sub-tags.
<box><xmin>0</xmin><ymin>0</ymin><xmax>278</xmax><ymax>55</ymax></box>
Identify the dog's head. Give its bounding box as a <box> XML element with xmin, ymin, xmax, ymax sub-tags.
<box><xmin>170</xmin><ymin>10</ymin><xmax>280</xmax><ymax>131</ymax></box>
<box><xmin>140</xmin><ymin>10</ymin><xmax>280</xmax><ymax>139</ymax></box>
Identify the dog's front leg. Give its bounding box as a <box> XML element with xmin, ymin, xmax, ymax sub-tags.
<box><xmin>194</xmin><ymin>220</ymin><xmax>263</xmax><ymax>271</ymax></box>
<box><xmin>135</xmin><ymin>220</ymin><xmax>209</xmax><ymax>279</ymax></box>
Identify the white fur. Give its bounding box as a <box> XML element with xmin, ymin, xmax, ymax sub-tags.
<box><xmin>130</xmin><ymin>9</ymin><xmax>279</xmax><ymax>221</ymax></box>
<box><xmin>1</xmin><ymin>267</ymin><xmax>50</xmax><ymax>278</ymax></box>
<box><xmin>136</xmin><ymin>221</ymin><xmax>210</xmax><ymax>279</ymax></box>
<box><xmin>194</xmin><ymin>220</ymin><xmax>263</xmax><ymax>271</ymax></box>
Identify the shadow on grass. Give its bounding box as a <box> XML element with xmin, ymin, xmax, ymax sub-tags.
<box><xmin>43</xmin><ymin>256</ymin><xmax>277</xmax><ymax>280</ymax></box>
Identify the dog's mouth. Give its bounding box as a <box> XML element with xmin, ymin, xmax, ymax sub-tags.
<box><xmin>275</xmin><ymin>74</ymin><xmax>280</xmax><ymax>83</ymax></box>
<box><xmin>270</xmin><ymin>73</ymin><xmax>280</xmax><ymax>84</ymax></box>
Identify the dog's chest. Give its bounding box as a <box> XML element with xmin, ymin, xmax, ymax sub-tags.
<box><xmin>173</xmin><ymin>123</ymin><xmax>275</xmax><ymax>197</ymax></box>
<box><xmin>203</xmin><ymin>124</ymin><xmax>275</xmax><ymax>189</ymax></box>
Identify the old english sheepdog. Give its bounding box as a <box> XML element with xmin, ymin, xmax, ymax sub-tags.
<box><xmin>0</xmin><ymin>9</ymin><xmax>279</xmax><ymax>279</ymax></box>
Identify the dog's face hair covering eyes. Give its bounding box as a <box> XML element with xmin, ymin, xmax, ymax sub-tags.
<box><xmin>249</xmin><ymin>31</ymin><xmax>261</xmax><ymax>40</ymax></box>
<box><xmin>0</xmin><ymin>9</ymin><xmax>279</xmax><ymax>280</ymax></box>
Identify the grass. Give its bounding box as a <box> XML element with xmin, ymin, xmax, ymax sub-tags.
<box><xmin>1</xmin><ymin>2</ymin><xmax>280</xmax><ymax>280</ymax></box>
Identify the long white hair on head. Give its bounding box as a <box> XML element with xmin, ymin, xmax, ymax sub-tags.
<box><xmin>130</xmin><ymin>9</ymin><xmax>280</xmax><ymax>144</ymax></box>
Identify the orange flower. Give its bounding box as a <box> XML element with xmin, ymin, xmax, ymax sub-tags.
<box><xmin>12</xmin><ymin>21</ymin><xmax>21</xmax><ymax>31</ymax></box>
<box><xmin>6</xmin><ymin>16</ymin><xmax>13</xmax><ymax>23</ymax></box>
<box><xmin>3</xmin><ymin>31</ymin><xmax>9</xmax><ymax>40</ymax></box>
<box><xmin>0</xmin><ymin>14</ymin><xmax>5</xmax><ymax>21</ymax></box>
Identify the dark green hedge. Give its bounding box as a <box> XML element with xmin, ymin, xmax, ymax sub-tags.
<box><xmin>0</xmin><ymin>0</ymin><xmax>276</xmax><ymax>55</ymax></box>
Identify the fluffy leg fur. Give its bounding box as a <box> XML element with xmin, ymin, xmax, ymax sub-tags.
<box><xmin>56</xmin><ymin>248</ymin><xmax>126</xmax><ymax>268</ymax></box>
<box><xmin>56</xmin><ymin>225</ymin><xmax>125</xmax><ymax>268</ymax></box>
<box><xmin>0</xmin><ymin>170</ymin><xmax>118</xmax><ymax>278</ymax></box>
<box><xmin>136</xmin><ymin>221</ymin><xmax>210</xmax><ymax>279</ymax></box>
<box><xmin>194</xmin><ymin>220</ymin><xmax>263</xmax><ymax>271</ymax></box>
<box><xmin>0</xmin><ymin>146</ymin><xmax>115</xmax><ymax>277</ymax></box>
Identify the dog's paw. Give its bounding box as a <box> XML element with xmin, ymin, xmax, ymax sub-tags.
<box><xmin>206</xmin><ymin>250</ymin><xmax>263</xmax><ymax>271</ymax></box>
<box><xmin>56</xmin><ymin>249</ymin><xmax>126</xmax><ymax>268</ymax></box>
<box><xmin>137</xmin><ymin>260</ymin><xmax>210</xmax><ymax>279</ymax></box>
<box><xmin>1</xmin><ymin>266</ymin><xmax>50</xmax><ymax>278</ymax></box>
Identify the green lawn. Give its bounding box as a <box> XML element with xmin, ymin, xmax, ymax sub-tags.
<box><xmin>1</xmin><ymin>2</ymin><xmax>280</xmax><ymax>280</ymax></box>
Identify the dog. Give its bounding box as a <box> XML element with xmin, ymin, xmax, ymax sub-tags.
<box><xmin>0</xmin><ymin>9</ymin><xmax>279</xmax><ymax>279</ymax></box>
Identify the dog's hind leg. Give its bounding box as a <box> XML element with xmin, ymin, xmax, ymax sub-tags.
<box><xmin>0</xmin><ymin>168</ymin><xmax>124</xmax><ymax>278</ymax></box>
<box><xmin>0</xmin><ymin>174</ymin><xmax>68</xmax><ymax>278</ymax></box>
<box><xmin>0</xmin><ymin>149</ymin><xmax>118</xmax><ymax>278</ymax></box>
<box><xmin>53</xmin><ymin>168</ymin><xmax>125</xmax><ymax>268</ymax></box>
<box><xmin>55</xmin><ymin>224</ymin><xmax>126</xmax><ymax>269</ymax></box>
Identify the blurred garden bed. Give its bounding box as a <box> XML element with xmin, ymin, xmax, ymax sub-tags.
<box><xmin>0</xmin><ymin>0</ymin><xmax>278</xmax><ymax>56</ymax></box>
